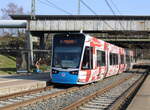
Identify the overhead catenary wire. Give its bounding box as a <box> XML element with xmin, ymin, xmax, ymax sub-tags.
<box><xmin>109</xmin><ymin>0</ymin><xmax>122</xmax><ymax>15</ymax></box>
<box><xmin>38</xmin><ymin>0</ymin><xmax>113</xmax><ymax>30</ymax></box>
<box><xmin>80</xmin><ymin>0</ymin><xmax>114</xmax><ymax>30</ymax></box>
<box><xmin>104</xmin><ymin>0</ymin><xmax>125</xmax><ymax>31</ymax></box>
<box><xmin>38</xmin><ymin>0</ymin><xmax>54</xmax><ymax>9</ymax></box>
<box><xmin>45</xmin><ymin>0</ymin><xmax>72</xmax><ymax>15</ymax></box>
<box><xmin>38</xmin><ymin>0</ymin><xmax>72</xmax><ymax>15</ymax></box>
<box><xmin>104</xmin><ymin>0</ymin><xmax>116</xmax><ymax>15</ymax></box>
<box><xmin>104</xmin><ymin>0</ymin><xmax>132</xmax><ymax>43</ymax></box>
<box><xmin>80</xmin><ymin>0</ymin><xmax>97</xmax><ymax>15</ymax></box>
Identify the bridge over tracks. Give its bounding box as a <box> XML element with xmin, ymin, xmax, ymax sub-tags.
<box><xmin>11</xmin><ymin>15</ymin><xmax>150</xmax><ymax>48</ymax></box>
<box><xmin>10</xmin><ymin>15</ymin><xmax>150</xmax><ymax>72</ymax></box>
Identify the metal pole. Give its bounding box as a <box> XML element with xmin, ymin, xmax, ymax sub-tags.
<box><xmin>31</xmin><ymin>0</ymin><xmax>36</xmax><ymax>19</ymax></box>
<box><xmin>26</xmin><ymin>30</ymin><xmax>33</xmax><ymax>72</ymax></box>
<box><xmin>26</xmin><ymin>20</ymin><xmax>33</xmax><ymax>72</ymax></box>
<box><xmin>78</xmin><ymin>0</ymin><xmax>80</xmax><ymax>15</ymax></box>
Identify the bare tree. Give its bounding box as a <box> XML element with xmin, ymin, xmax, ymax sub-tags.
<box><xmin>1</xmin><ymin>2</ymin><xmax>24</xmax><ymax>19</ymax></box>
<box><xmin>0</xmin><ymin>3</ymin><xmax>26</xmax><ymax>36</ymax></box>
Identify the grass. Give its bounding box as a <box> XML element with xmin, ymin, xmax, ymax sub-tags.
<box><xmin>0</xmin><ymin>54</ymin><xmax>16</xmax><ymax>75</ymax></box>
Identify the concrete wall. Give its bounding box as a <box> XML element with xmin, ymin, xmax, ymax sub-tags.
<box><xmin>29</xmin><ymin>20</ymin><xmax>150</xmax><ymax>32</ymax></box>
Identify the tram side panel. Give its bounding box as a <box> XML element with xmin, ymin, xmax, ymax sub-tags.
<box><xmin>93</xmin><ymin>38</ymin><xmax>108</xmax><ymax>81</ymax></box>
<box><xmin>119</xmin><ymin>48</ymin><xmax>126</xmax><ymax>73</ymax></box>
<box><xmin>130</xmin><ymin>50</ymin><xmax>134</xmax><ymax>69</ymax></box>
<box><xmin>105</xmin><ymin>43</ymin><xmax>120</xmax><ymax>77</ymax></box>
<box><xmin>79</xmin><ymin>36</ymin><xmax>121</xmax><ymax>83</ymax></box>
<box><xmin>125</xmin><ymin>49</ymin><xmax>134</xmax><ymax>71</ymax></box>
<box><xmin>78</xmin><ymin>36</ymin><xmax>107</xmax><ymax>84</ymax></box>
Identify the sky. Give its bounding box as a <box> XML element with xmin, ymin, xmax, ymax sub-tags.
<box><xmin>0</xmin><ymin>0</ymin><xmax>150</xmax><ymax>16</ymax></box>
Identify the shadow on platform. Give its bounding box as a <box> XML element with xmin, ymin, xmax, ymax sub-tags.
<box><xmin>0</xmin><ymin>72</ymin><xmax>51</xmax><ymax>82</ymax></box>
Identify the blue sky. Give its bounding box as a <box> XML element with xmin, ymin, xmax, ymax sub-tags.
<box><xmin>0</xmin><ymin>0</ymin><xmax>150</xmax><ymax>15</ymax></box>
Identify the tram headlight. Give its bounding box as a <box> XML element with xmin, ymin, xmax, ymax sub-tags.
<box><xmin>70</xmin><ymin>71</ymin><xmax>78</xmax><ymax>75</ymax></box>
<box><xmin>52</xmin><ymin>69</ymin><xmax>59</xmax><ymax>74</ymax></box>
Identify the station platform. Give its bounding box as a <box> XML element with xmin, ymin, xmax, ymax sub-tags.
<box><xmin>0</xmin><ymin>73</ymin><xmax>51</xmax><ymax>96</ymax></box>
<box><xmin>127</xmin><ymin>73</ymin><xmax>150</xmax><ymax>110</ymax></box>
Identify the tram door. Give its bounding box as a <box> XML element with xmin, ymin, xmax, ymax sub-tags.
<box><xmin>126</xmin><ymin>55</ymin><xmax>131</xmax><ymax>70</ymax></box>
<box><xmin>81</xmin><ymin>46</ymin><xmax>93</xmax><ymax>70</ymax></box>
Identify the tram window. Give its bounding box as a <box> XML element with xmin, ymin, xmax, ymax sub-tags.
<box><xmin>131</xmin><ymin>56</ymin><xmax>133</xmax><ymax>62</ymax></box>
<box><xmin>121</xmin><ymin>55</ymin><xmax>124</xmax><ymax>64</ymax></box>
<box><xmin>115</xmin><ymin>54</ymin><xmax>118</xmax><ymax>65</ymax></box>
<box><xmin>129</xmin><ymin>56</ymin><xmax>131</xmax><ymax>62</ymax></box>
<box><xmin>97</xmin><ymin>50</ymin><xmax>106</xmax><ymax>66</ymax></box>
<box><xmin>126</xmin><ymin>55</ymin><xmax>130</xmax><ymax>63</ymax></box>
<box><xmin>110</xmin><ymin>53</ymin><xmax>113</xmax><ymax>65</ymax></box>
<box><xmin>113</xmin><ymin>54</ymin><xmax>116</xmax><ymax>65</ymax></box>
<box><xmin>82</xmin><ymin>46</ymin><xmax>93</xmax><ymax>70</ymax></box>
<box><xmin>110</xmin><ymin>53</ymin><xmax>118</xmax><ymax>65</ymax></box>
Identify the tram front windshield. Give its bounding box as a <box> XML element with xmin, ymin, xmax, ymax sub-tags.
<box><xmin>53</xmin><ymin>47</ymin><xmax>81</xmax><ymax>68</ymax></box>
<box><xmin>52</xmin><ymin>34</ymin><xmax>85</xmax><ymax>69</ymax></box>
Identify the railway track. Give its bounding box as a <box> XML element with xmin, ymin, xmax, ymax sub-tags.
<box><xmin>0</xmin><ymin>69</ymin><xmax>146</xmax><ymax>110</ymax></box>
<box><xmin>0</xmin><ymin>86</ymin><xmax>54</xmax><ymax>101</ymax></box>
<box><xmin>0</xmin><ymin>85</ymin><xmax>79</xmax><ymax>110</ymax></box>
<box><xmin>63</xmin><ymin>70</ymin><xmax>147</xmax><ymax>110</ymax></box>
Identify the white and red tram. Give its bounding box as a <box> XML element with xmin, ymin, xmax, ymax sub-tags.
<box><xmin>51</xmin><ymin>33</ymin><xmax>134</xmax><ymax>84</ymax></box>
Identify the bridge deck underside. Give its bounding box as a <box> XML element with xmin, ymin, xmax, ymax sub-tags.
<box><xmin>10</xmin><ymin>15</ymin><xmax>150</xmax><ymax>49</ymax></box>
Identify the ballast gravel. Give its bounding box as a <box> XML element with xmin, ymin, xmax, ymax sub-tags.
<box><xmin>17</xmin><ymin>72</ymin><xmax>141</xmax><ymax>110</ymax></box>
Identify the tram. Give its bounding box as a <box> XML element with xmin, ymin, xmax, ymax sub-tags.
<box><xmin>51</xmin><ymin>33</ymin><xmax>134</xmax><ymax>84</ymax></box>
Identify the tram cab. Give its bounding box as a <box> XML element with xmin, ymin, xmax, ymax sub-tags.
<box><xmin>51</xmin><ymin>33</ymin><xmax>86</xmax><ymax>84</ymax></box>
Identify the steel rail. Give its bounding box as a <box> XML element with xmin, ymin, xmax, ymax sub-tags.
<box><xmin>0</xmin><ymin>85</ymin><xmax>90</xmax><ymax>110</ymax></box>
<box><xmin>0</xmin><ymin>73</ymin><xmax>118</xmax><ymax>110</ymax></box>
<box><xmin>111</xmin><ymin>72</ymin><xmax>148</xmax><ymax>110</ymax></box>
<box><xmin>0</xmin><ymin>70</ymin><xmax>144</xmax><ymax>110</ymax></box>
<box><xmin>62</xmin><ymin>74</ymin><xmax>135</xmax><ymax>110</ymax></box>
<box><xmin>0</xmin><ymin>86</ymin><xmax>53</xmax><ymax>101</ymax></box>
